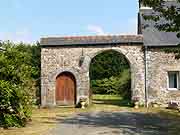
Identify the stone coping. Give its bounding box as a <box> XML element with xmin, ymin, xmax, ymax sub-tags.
<box><xmin>40</xmin><ymin>35</ymin><xmax>143</xmax><ymax>46</ymax></box>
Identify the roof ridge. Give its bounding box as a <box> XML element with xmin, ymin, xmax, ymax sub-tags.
<box><xmin>40</xmin><ymin>35</ymin><xmax>143</xmax><ymax>46</ymax></box>
<box><xmin>41</xmin><ymin>34</ymin><xmax>143</xmax><ymax>39</ymax></box>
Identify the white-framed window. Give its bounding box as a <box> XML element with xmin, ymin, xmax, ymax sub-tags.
<box><xmin>168</xmin><ymin>71</ymin><xmax>179</xmax><ymax>90</ymax></box>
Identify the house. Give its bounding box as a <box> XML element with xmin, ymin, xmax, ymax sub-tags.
<box><xmin>40</xmin><ymin>1</ymin><xmax>180</xmax><ymax>107</ymax></box>
<box><xmin>139</xmin><ymin>1</ymin><xmax>180</xmax><ymax>106</ymax></box>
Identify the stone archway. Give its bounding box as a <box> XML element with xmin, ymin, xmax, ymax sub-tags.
<box><xmin>40</xmin><ymin>35</ymin><xmax>145</xmax><ymax>107</ymax></box>
<box><xmin>41</xmin><ymin>67</ymin><xmax>81</xmax><ymax>106</ymax></box>
<box><xmin>88</xmin><ymin>49</ymin><xmax>132</xmax><ymax>101</ymax></box>
<box><xmin>81</xmin><ymin>48</ymin><xmax>137</xmax><ymax>102</ymax></box>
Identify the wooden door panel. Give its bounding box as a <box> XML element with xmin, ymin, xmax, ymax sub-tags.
<box><xmin>56</xmin><ymin>72</ymin><xmax>76</xmax><ymax>105</ymax></box>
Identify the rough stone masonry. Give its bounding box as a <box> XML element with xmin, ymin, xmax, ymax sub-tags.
<box><xmin>40</xmin><ymin>35</ymin><xmax>180</xmax><ymax>107</ymax></box>
<box><xmin>40</xmin><ymin>35</ymin><xmax>146</xmax><ymax>107</ymax></box>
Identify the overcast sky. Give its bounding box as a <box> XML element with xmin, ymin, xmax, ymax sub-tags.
<box><xmin>0</xmin><ymin>0</ymin><xmax>139</xmax><ymax>43</ymax></box>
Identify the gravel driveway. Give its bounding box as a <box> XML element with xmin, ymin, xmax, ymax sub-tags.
<box><xmin>45</xmin><ymin>111</ymin><xmax>171</xmax><ymax>135</ymax></box>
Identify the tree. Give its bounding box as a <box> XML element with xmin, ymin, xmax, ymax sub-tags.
<box><xmin>90</xmin><ymin>50</ymin><xmax>129</xmax><ymax>80</ymax></box>
<box><xmin>89</xmin><ymin>50</ymin><xmax>131</xmax><ymax>99</ymax></box>
<box><xmin>140</xmin><ymin>0</ymin><xmax>180</xmax><ymax>38</ymax></box>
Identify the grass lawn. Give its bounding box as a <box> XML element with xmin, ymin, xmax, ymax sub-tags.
<box><xmin>91</xmin><ymin>94</ymin><xmax>134</xmax><ymax>111</ymax></box>
<box><xmin>1</xmin><ymin>94</ymin><xmax>180</xmax><ymax>135</ymax></box>
<box><xmin>92</xmin><ymin>94</ymin><xmax>132</xmax><ymax>106</ymax></box>
<box><xmin>0</xmin><ymin>108</ymin><xmax>76</xmax><ymax>135</ymax></box>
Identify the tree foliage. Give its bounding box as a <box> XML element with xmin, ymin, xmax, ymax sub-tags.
<box><xmin>0</xmin><ymin>41</ymin><xmax>41</xmax><ymax>128</ymax></box>
<box><xmin>90</xmin><ymin>50</ymin><xmax>129</xmax><ymax>80</ymax></box>
<box><xmin>90</xmin><ymin>50</ymin><xmax>131</xmax><ymax>99</ymax></box>
<box><xmin>140</xmin><ymin>0</ymin><xmax>180</xmax><ymax>57</ymax></box>
<box><xmin>91</xmin><ymin>69</ymin><xmax>131</xmax><ymax>99</ymax></box>
<box><xmin>0</xmin><ymin>80</ymin><xmax>32</xmax><ymax>128</ymax></box>
<box><xmin>141</xmin><ymin>0</ymin><xmax>180</xmax><ymax>38</ymax></box>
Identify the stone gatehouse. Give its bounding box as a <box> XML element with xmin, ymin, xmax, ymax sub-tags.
<box><xmin>41</xmin><ymin>36</ymin><xmax>145</xmax><ymax>106</ymax></box>
<box><xmin>40</xmin><ymin>1</ymin><xmax>180</xmax><ymax>107</ymax></box>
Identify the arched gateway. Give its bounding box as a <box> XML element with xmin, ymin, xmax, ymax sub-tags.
<box><xmin>40</xmin><ymin>35</ymin><xmax>145</xmax><ymax>107</ymax></box>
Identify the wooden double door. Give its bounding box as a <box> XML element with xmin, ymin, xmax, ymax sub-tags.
<box><xmin>56</xmin><ymin>72</ymin><xmax>76</xmax><ymax>106</ymax></box>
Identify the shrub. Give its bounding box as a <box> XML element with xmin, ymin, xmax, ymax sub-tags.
<box><xmin>89</xmin><ymin>50</ymin><xmax>131</xmax><ymax>99</ymax></box>
<box><xmin>0</xmin><ymin>41</ymin><xmax>40</xmax><ymax>128</ymax></box>
<box><xmin>0</xmin><ymin>80</ymin><xmax>32</xmax><ymax>128</ymax></box>
<box><xmin>91</xmin><ymin>69</ymin><xmax>131</xmax><ymax>99</ymax></box>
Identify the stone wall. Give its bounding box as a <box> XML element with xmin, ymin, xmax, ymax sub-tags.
<box><xmin>147</xmin><ymin>48</ymin><xmax>180</xmax><ymax>106</ymax></box>
<box><xmin>41</xmin><ymin>44</ymin><xmax>145</xmax><ymax>107</ymax></box>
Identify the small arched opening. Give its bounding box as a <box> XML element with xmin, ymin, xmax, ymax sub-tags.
<box><xmin>56</xmin><ymin>72</ymin><xmax>76</xmax><ymax>106</ymax></box>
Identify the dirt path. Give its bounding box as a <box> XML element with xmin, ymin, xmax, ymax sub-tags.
<box><xmin>45</xmin><ymin>111</ymin><xmax>171</xmax><ymax>135</ymax></box>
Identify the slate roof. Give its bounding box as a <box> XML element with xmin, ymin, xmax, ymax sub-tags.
<box><xmin>139</xmin><ymin>1</ymin><xmax>180</xmax><ymax>46</ymax></box>
<box><xmin>40</xmin><ymin>35</ymin><xmax>143</xmax><ymax>46</ymax></box>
